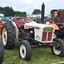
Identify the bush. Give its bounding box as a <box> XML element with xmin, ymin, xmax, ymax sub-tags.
<box><xmin>33</xmin><ymin>18</ymin><xmax>41</xmax><ymax>23</ymax></box>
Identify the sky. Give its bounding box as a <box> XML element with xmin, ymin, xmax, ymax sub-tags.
<box><xmin>0</xmin><ymin>0</ymin><xmax>64</xmax><ymax>16</ymax></box>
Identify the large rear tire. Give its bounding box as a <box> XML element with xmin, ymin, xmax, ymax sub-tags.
<box><xmin>0</xmin><ymin>41</ymin><xmax>4</xmax><ymax>64</ymax></box>
<box><xmin>2</xmin><ymin>21</ymin><xmax>16</xmax><ymax>49</ymax></box>
<box><xmin>19</xmin><ymin>40</ymin><xmax>31</xmax><ymax>61</ymax></box>
<box><xmin>51</xmin><ymin>39</ymin><xmax>64</xmax><ymax>57</ymax></box>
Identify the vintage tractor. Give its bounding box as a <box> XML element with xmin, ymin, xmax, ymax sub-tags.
<box><xmin>1</xmin><ymin>3</ymin><xmax>64</xmax><ymax>61</ymax></box>
<box><xmin>45</xmin><ymin>9</ymin><xmax>64</xmax><ymax>41</ymax></box>
<box><xmin>44</xmin><ymin>9</ymin><xmax>64</xmax><ymax>58</ymax></box>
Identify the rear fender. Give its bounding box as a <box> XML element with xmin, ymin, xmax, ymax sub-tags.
<box><xmin>11</xmin><ymin>20</ymin><xmax>18</xmax><ymax>39</ymax></box>
<box><xmin>0</xmin><ymin>23</ymin><xmax>4</xmax><ymax>34</ymax></box>
<box><xmin>50</xmin><ymin>24</ymin><xmax>60</xmax><ymax>30</ymax></box>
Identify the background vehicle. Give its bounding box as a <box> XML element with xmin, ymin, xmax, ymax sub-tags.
<box><xmin>51</xmin><ymin>9</ymin><xmax>64</xmax><ymax>39</ymax></box>
<box><xmin>45</xmin><ymin>9</ymin><xmax>64</xmax><ymax>41</ymax></box>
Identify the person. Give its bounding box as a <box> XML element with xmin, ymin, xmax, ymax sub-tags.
<box><xmin>13</xmin><ymin>15</ymin><xmax>20</xmax><ymax>22</ymax></box>
<box><xmin>53</xmin><ymin>12</ymin><xmax>62</xmax><ymax>25</ymax></box>
<box><xmin>25</xmin><ymin>16</ymin><xmax>32</xmax><ymax>23</ymax></box>
<box><xmin>9</xmin><ymin>16</ymin><xmax>13</xmax><ymax>21</ymax></box>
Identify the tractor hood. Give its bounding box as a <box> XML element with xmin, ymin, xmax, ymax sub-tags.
<box><xmin>24</xmin><ymin>21</ymin><xmax>54</xmax><ymax>29</ymax></box>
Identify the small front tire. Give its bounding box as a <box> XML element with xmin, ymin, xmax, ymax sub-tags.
<box><xmin>19</xmin><ymin>40</ymin><xmax>31</xmax><ymax>61</ymax></box>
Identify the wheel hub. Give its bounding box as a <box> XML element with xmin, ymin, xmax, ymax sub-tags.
<box><xmin>22</xmin><ymin>49</ymin><xmax>24</xmax><ymax>54</ymax></box>
<box><xmin>20</xmin><ymin>44</ymin><xmax>26</xmax><ymax>59</ymax></box>
<box><xmin>2</xmin><ymin>28</ymin><xmax>7</xmax><ymax>46</ymax></box>
<box><xmin>53</xmin><ymin>43</ymin><xmax>61</xmax><ymax>55</ymax></box>
<box><xmin>55</xmin><ymin>46</ymin><xmax>60</xmax><ymax>51</ymax></box>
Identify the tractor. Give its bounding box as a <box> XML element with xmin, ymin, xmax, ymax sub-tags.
<box><xmin>45</xmin><ymin>9</ymin><xmax>64</xmax><ymax>41</ymax></box>
<box><xmin>1</xmin><ymin>3</ymin><xmax>64</xmax><ymax>61</ymax></box>
<box><xmin>51</xmin><ymin>9</ymin><xmax>64</xmax><ymax>39</ymax></box>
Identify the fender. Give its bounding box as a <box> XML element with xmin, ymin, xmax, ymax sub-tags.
<box><xmin>0</xmin><ymin>23</ymin><xmax>4</xmax><ymax>33</ymax></box>
<box><xmin>46</xmin><ymin>20</ymin><xmax>60</xmax><ymax>30</ymax></box>
<box><xmin>50</xmin><ymin>23</ymin><xmax>60</xmax><ymax>30</ymax></box>
<box><xmin>11</xmin><ymin>20</ymin><xmax>19</xmax><ymax>39</ymax></box>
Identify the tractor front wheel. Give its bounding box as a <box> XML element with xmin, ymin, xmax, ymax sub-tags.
<box><xmin>51</xmin><ymin>39</ymin><xmax>64</xmax><ymax>57</ymax></box>
<box><xmin>19</xmin><ymin>40</ymin><xmax>31</xmax><ymax>61</ymax></box>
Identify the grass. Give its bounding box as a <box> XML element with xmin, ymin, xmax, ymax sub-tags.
<box><xmin>2</xmin><ymin>42</ymin><xmax>64</xmax><ymax>64</ymax></box>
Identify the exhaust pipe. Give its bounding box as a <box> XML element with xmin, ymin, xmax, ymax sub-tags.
<box><xmin>41</xmin><ymin>3</ymin><xmax>45</xmax><ymax>23</ymax></box>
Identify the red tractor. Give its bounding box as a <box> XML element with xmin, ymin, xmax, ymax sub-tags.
<box><xmin>46</xmin><ymin>9</ymin><xmax>64</xmax><ymax>40</ymax></box>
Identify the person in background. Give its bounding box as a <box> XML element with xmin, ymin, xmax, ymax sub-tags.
<box><xmin>25</xmin><ymin>16</ymin><xmax>32</xmax><ymax>23</ymax></box>
<box><xmin>9</xmin><ymin>16</ymin><xmax>13</xmax><ymax>21</ymax></box>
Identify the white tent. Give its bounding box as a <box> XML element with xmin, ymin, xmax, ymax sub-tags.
<box><xmin>0</xmin><ymin>13</ymin><xmax>4</xmax><ymax>17</ymax></box>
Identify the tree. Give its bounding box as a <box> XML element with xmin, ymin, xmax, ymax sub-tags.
<box><xmin>0</xmin><ymin>6</ymin><xmax>27</xmax><ymax>17</ymax></box>
<box><xmin>21</xmin><ymin>12</ymin><xmax>27</xmax><ymax>17</ymax></box>
<box><xmin>32</xmin><ymin>9</ymin><xmax>41</xmax><ymax>15</ymax></box>
<box><xmin>15</xmin><ymin>11</ymin><xmax>27</xmax><ymax>17</ymax></box>
<box><xmin>0</xmin><ymin>7</ymin><xmax>4</xmax><ymax>14</ymax></box>
<box><xmin>4</xmin><ymin>7</ymin><xmax>14</xmax><ymax>16</ymax></box>
<box><xmin>0</xmin><ymin>7</ymin><xmax>15</xmax><ymax>16</ymax></box>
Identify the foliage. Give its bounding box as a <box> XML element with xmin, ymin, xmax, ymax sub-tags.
<box><xmin>0</xmin><ymin>7</ymin><xmax>27</xmax><ymax>17</ymax></box>
<box><xmin>33</xmin><ymin>18</ymin><xmax>41</xmax><ymax>23</ymax></box>
<box><xmin>0</xmin><ymin>7</ymin><xmax>14</xmax><ymax>16</ymax></box>
<box><xmin>32</xmin><ymin>9</ymin><xmax>41</xmax><ymax>15</ymax></box>
<box><xmin>15</xmin><ymin>11</ymin><xmax>27</xmax><ymax>17</ymax></box>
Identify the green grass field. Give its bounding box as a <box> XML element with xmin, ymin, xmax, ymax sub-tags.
<box><xmin>2</xmin><ymin>42</ymin><xmax>64</xmax><ymax>64</ymax></box>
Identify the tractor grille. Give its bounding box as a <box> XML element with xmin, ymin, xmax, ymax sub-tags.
<box><xmin>42</xmin><ymin>27</ymin><xmax>53</xmax><ymax>42</ymax></box>
<box><xmin>47</xmin><ymin>32</ymin><xmax>52</xmax><ymax>41</ymax></box>
<box><xmin>42</xmin><ymin>32</ymin><xmax>47</xmax><ymax>41</ymax></box>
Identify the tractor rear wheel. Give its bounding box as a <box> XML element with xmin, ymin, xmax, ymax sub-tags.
<box><xmin>51</xmin><ymin>39</ymin><xmax>64</xmax><ymax>57</ymax></box>
<box><xmin>0</xmin><ymin>41</ymin><xmax>4</xmax><ymax>64</ymax></box>
<box><xmin>2</xmin><ymin>21</ymin><xmax>16</xmax><ymax>49</ymax></box>
<box><xmin>19</xmin><ymin>40</ymin><xmax>31</xmax><ymax>61</ymax></box>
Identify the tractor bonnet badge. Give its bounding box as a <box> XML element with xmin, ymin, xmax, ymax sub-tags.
<box><xmin>36</xmin><ymin>35</ymin><xmax>40</xmax><ymax>40</ymax></box>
